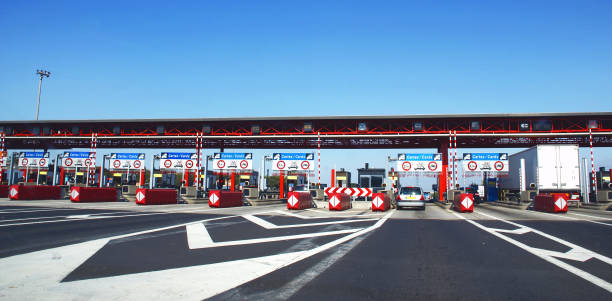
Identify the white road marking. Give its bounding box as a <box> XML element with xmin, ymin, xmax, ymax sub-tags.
<box><xmin>568</xmin><ymin>212</ymin><xmax>612</xmax><ymax>221</ymax></box>
<box><xmin>291</xmin><ymin>209</ymin><xmax>384</xmax><ymax>219</ymax></box>
<box><xmin>0</xmin><ymin>211</ymin><xmax>392</xmax><ymax>300</ymax></box>
<box><xmin>455</xmin><ymin>211</ymin><xmax>612</xmax><ymax>293</ymax></box>
<box><xmin>0</xmin><ymin>207</ymin><xmax>81</xmax><ymax>214</ymax></box>
<box><xmin>519</xmin><ymin>209</ymin><xmax>612</xmax><ymax>228</ymax></box>
<box><xmin>0</xmin><ymin>212</ymin><xmax>172</xmax><ymax>227</ymax></box>
<box><xmin>243</xmin><ymin>214</ymin><xmax>377</xmax><ymax>229</ymax></box>
<box><xmin>186</xmin><ymin>223</ymin><xmax>214</xmax><ymax>248</ymax></box>
<box><xmin>186</xmin><ymin>226</ymin><xmax>362</xmax><ymax>249</ymax></box>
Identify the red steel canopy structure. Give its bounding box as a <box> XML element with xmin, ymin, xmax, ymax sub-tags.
<box><xmin>0</xmin><ymin>112</ymin><xmax>610</xmax><ymax>150</ymax></box>
<box><xmin>1</xmin><ymin>112</ymin><xmax>610</xmax><ymax>200</ymax></box>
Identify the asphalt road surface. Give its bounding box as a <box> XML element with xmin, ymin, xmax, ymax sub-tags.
<box><xmin>0</xmin><ymin>199</ymin><xmax>610</xmax><ymax>300</ymax></box>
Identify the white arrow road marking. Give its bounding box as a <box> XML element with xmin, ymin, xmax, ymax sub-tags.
<box><xmin>456</xmin><ymin>210</ymin><xmax>612</xmax><ymax>293</ymax></box>
<box><xmin>0</xmin><ymin>212</ymin><xmax>392</xmax><ymax>300</ymax></box>
<box><xmin>242</xmin><ymin>214</ymin><xmax>377</xmax><ymax>229</ymax></box>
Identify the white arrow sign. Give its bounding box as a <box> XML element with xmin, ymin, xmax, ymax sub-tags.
<box><xmin>329</xmin><ymin>195</ymin><xmax>339</xmax><ymax>207</ymax></box>
<box><xmin>373</xmin><ymin>196</ymin><xmax>383</xmax><ymax>208</ymax></box>
<box><xmin>461</xmin><ymin>197</ymin><xmax>473</xmax><ymax>209</ymax></box>
<box><xmin>288</xmin><ymin>195</ymin><xmax>298</xmax><ymax>207</ymax></box>
<box><xmin>70</xmin><ymin>189</ymin><xmax>79</xmax><ymax>200</ymax></box>
<box><xmin>209</xmin><ymin>193</ymin><xmax>219</xmax><ymax>204</ymax></box>
<box><xmin>9</xmin><ymin>187</ymin><xmax>18</xmax><ymax>198</ymax></box>
<box><xmin>555</xmin><ymin>197</ymin><xmax>567</xmax><ymax>210</ymax></box>
<box><xmin>136</xmin><ymin>191</ymin><xmax>145</xmax><ymax>202</ymax></box>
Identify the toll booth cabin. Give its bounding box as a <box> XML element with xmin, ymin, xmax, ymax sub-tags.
<box><xmin>591</xmin><ymin>167</ymin><xmax>612</xmax><ymax>203</ymax></box>
<box><xmin>357</xmin><ymin>163</ymin><xmax>384</xmax><ymax>192</ymax></box>
<box><xmin>208</xmin><ymin>171</ymin><xmax>258</xmax><ymax>191</ymax></box>
<box><xmin>334</xmin><ymin>169</ymin><xmax>351</xmax><ymax>187</ymax></box>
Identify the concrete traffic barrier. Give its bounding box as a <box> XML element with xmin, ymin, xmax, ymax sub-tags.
<box><xmin>453</xmin><ymin>193</ymin><xmax>474</xmax><ymax>213</ymax></box>
<box><xmin>534</xmin><ymin>193</ymin><xmax>568</xmax><ymax>213</ymax></box>
<box><xmin>371</xmin><ymin>193</ymin><xmax>390</xmax><ymax>212</ymax></box>
<box><xmin>8</xmin><ymin>185</ymin><xmax>62</xmax><ymax>200</ymax></box>
<box><xmin>0</xmin><ymin>185</ymin><xmax>8</xmax><ymax>198</ymax></box>
<box><xmin>329</xmin><ymin>193</ymin><xmax>351</xmax><ymax>211</ymax></box>
<box><xmin>70</xmin><ymin>187</ymin><xmax>118</xmax><ymax>203</ymax></box>
<box><xmin>209</xmin><ymin>190</ymin><xmax>243</xmax><ymax>208</ymax></box>
<box><xmin>287</xmin><ymin>191</ymin><xmax>312</xmax><ymax>210</ymax></box>
<box><xmin>135</xmin><ymin>188</ymin><xmax>177</xmax><ymax>205</ymax></box>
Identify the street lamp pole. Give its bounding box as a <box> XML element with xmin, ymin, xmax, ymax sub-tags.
<box><xmin>35</xmin><ymin>69</ymin><xmax>51</xmax><ymax>120</ymax></box>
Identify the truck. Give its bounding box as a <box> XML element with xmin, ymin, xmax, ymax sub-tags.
<box><xmin>499</xmin><ymin>145</ymin><xmax>580</xmax><ymax>200</ymax></box>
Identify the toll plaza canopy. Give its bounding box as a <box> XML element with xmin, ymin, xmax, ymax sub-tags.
<box><xmin>0</xmin><ymin>112</ymin><xmax>611</xmax><ymax>149</ymax></box>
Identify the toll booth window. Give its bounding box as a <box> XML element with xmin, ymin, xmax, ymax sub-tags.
<box><xmin>359</xmin><ymin>176</ymin><xmax>369</xmax><ymax>188</ymax></box>
<box><xmin>371</xmin><ymin>176</ymin><xmax>383</xmax><ymax>188</ymax></box>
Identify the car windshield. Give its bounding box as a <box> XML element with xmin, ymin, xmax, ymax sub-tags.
<box><xmin>400</xmin><ymin>187</ymin><xmax>421</xmax><ymax>195</ymax></box>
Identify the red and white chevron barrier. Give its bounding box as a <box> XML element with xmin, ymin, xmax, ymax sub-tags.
<box><xmin>324</xmin><ymin>187</ymin><xmax>372</xmax><ymax>197</ymax></box>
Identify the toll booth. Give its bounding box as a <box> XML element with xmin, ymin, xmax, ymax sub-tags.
<box><xmin>18</xmin><ymin>152</ymin><xmax>52</xmax><ymax>186</ymax></box>
<box><xmin>335</xmin><ymin>169</ymin><xmax>351</xmax><ymax>187</ymax></box>
<box><xmin>158</xmin><ymin>152</ymin><xmax>199</xmax><ymax>189</ymax></box>
<box><xmin>59</xmin><ymin>151</ymin><xmax>99</xmax><ymax>187</ymax></box>
<box><xmin>284</xmin><ymin>172</ymin><xmax>307</xmax><ymax>193</ymax></box>
<box><xmin>593</xmin><ymin>167</ymin><xmax>612</xmax><ymax>203</ymax></box>
<box><xmin>485</xmin><ymin>178</ymin><xmax>498</xmax><ymax>201</ymax></box>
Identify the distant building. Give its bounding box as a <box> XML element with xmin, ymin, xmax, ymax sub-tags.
<box><xmin>357</xmin><ymin>163</ymin><xmax>384</xmax><ymax>190</ymax></box>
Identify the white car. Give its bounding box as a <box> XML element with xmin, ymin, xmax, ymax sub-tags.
<box><xmin>397</xmin><ymin>186</ymin><xmax>426</xmax><ymax>210</ymax></box>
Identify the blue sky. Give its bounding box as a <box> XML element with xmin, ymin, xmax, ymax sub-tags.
<box><xmin>1</xmin><ymin>1</ymin><xmax>611</xmax><ymax>187</ymax></box>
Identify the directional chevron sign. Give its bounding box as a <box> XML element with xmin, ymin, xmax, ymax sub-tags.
<box><xmin>324</xmin><ymin>187</ymin><xmax>372</xmax><ymax>198</ymax></box>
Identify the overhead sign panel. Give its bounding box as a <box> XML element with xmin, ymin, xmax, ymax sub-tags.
<box><xmin>18</xmin><ymin>152</ymin><xmax>50</xmax><ymax>168</ymax></box>
<box><xmin>160</xmin><ymin>152</ymin><xmax>198</xmax><ymax>170</ymax></box>
<box><xmin>61</xmin><ymin>151</ymin><xmax>94</xmax><ymax>168</ymax></box>
<box><xmin>213</xmin><ymin>152</ymin><xmax>253</xmax><ymax>170</ymax></box>
<box><xmin>462</xmin><ymin>153</ymin><xmax>509</xmax><ymax>172</ymax></box>
<box><xmin>110</xmin><ymin>153</ymin><xmax>145</xmax><ymax>170</ymax></box>
<box><xmin>272</xmin><ymin>153</ymin><xmax>315</xmax><ymax>171</ymax></box>
<box><xmin>397</xmin><ymin>153</ymin><xmax>442</xmax><ymax>172</ymax></box>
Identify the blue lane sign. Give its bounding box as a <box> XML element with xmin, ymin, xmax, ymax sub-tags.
<box><xmin>20</xmin><ymin>152</ymin><xmax>49</xmax><ymax>158</ymax></box>
<box><xmin>63</xmin><ymin>151</ymin><xmax>92</xmax><ymax>159</ymax></box>
<box><xmin>462</xmin><ymin>153</ymin><xmax>507</xmax><ymax>161</ymax></box>
<box><xmin>397</xmin><ymin>153</ymin><xmax>443</xmax><ymax>172</ymax></box>
<box><xmin>213</xmin><ymin>153</ymin><xmax>252</xmax><ymax>160</ymax></box>
<box><xmin>462</xmin><ymin>153</ymin><xmax>509</xmax><ymax>172</ymax></box>
<box><xmin>273</xmin><ymin>153</ymin><xmax>314</xmax><ymax>160</ymax></box>
<box><xmin>398</xmin><ymin>153</ymin><xmax>442</xmax><ymax>161</ymax></box>
<box><xmin>161</xmin><ymin>152</ymin><xmax>197</xmax><ymax>160</ymax></box>
<box><xmin>111</xmin><ymin>153</ymin><xmax>146</xmax><ymax>160</ymax></box>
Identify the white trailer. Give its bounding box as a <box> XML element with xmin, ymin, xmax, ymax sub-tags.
<box><xmin>499</xmin><ymin>145</ymin><xmax>580</xmax><ymax>193</ymax></box>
